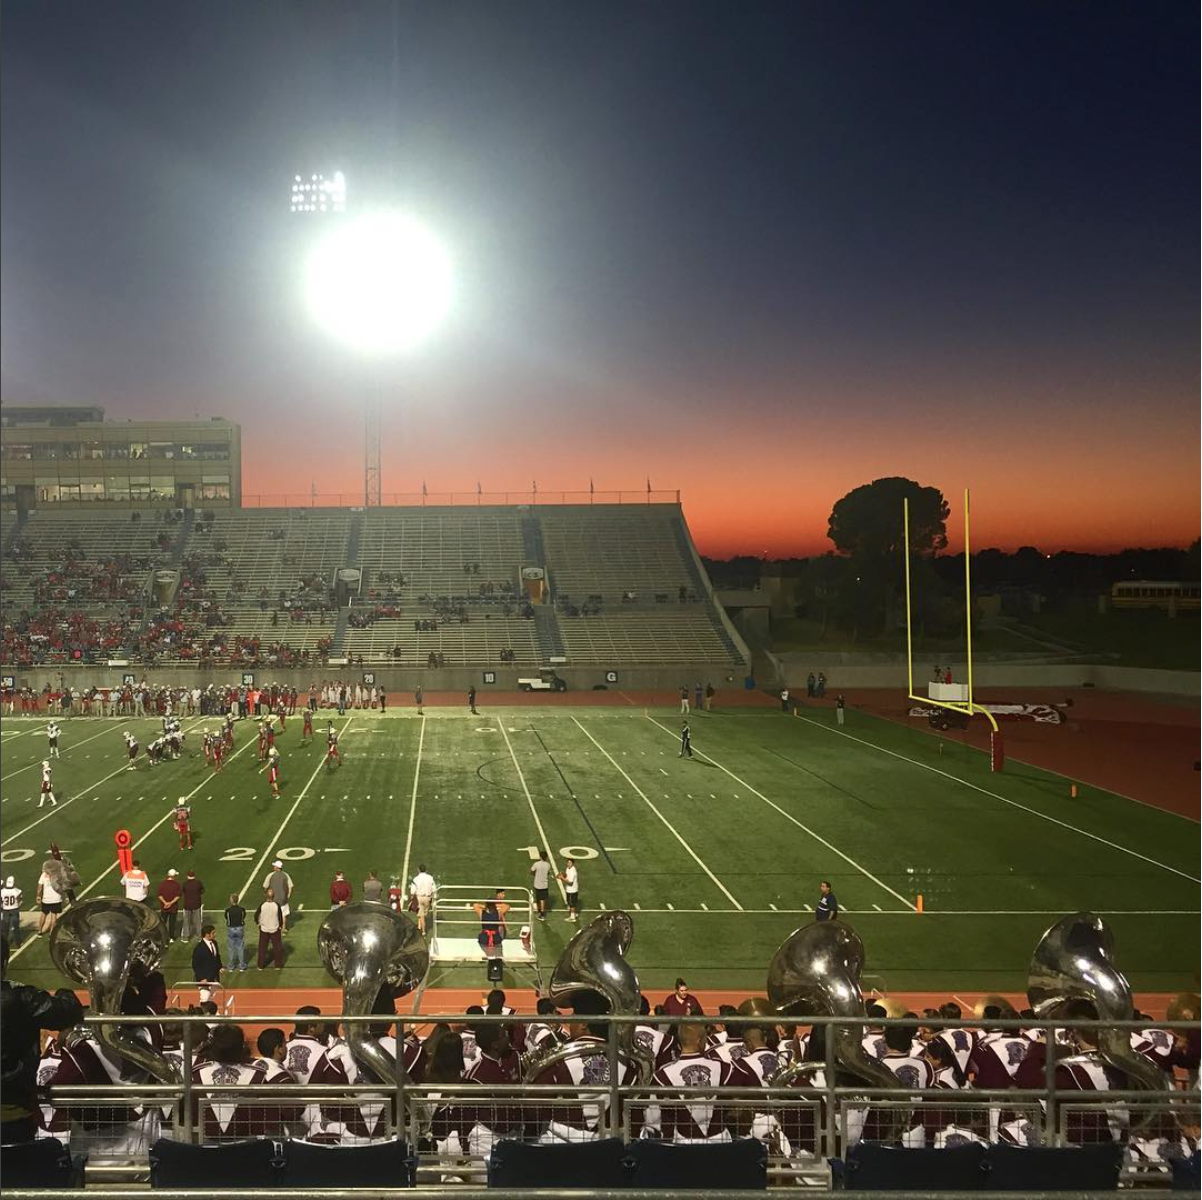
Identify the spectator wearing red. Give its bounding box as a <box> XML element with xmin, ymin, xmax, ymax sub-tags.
<box><xmin>329</xmin><ymin>872</ymin><xmax>352</xmax><ymax>908</ymax></box>
<box><xmin>662</xmin><ymin>978</ymin><xmax>705</xmax><ymax>1017</ymax></box>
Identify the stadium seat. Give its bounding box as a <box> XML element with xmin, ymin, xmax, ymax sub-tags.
<box><xmin>627</xmin><ymin>1137</ymin><xmax>768</xmax><ymax>1190</ymax></box>
<box><xmin>982</xmin><ymin>1142</ymin><xmax>1123</xmax><ymax>1191</ymax></box>
<box><xmin>1171</xmin><ymin>1150</ymin><xmax>1200</xmax><ymax>1191</ymax></box>
<box><xmin>831</xmin><ymin>1142</ymin><xmax>986</xmax><ymax>1190</ymax></box>
<box><xmin>0</xmin><ymin>1137</ymin><xmax>87</xmax><ymax>1188</ymax></box>
<box><xmin>149</xmin><ymin>1137</ymin><xmax>283</xmax><ymax>1188</ymax></box>
<box><xmin>280</xmin><ymin>1138</ymin><xmax>416</xmax><ymax>1187</ymax></box>
<box><xmin>487</xmin><ymin>1137</ymin><xmax>629</xmax><ymax>1188</ymax></box>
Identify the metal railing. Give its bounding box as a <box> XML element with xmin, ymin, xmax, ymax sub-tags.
<box><xmin>237</xmin><ymin>491</ymin><xmax>683</xmax><ymax>509</ymax></box>
<box><xmin>24</xmin><ymin>1011</ymin><xmax>1199</xmax><ymax>1189</ymax></box>
<box><xmin>7</xmin><ymin>1190</ymin><xmax>1185</xmax><ymax>1200</ymax></box>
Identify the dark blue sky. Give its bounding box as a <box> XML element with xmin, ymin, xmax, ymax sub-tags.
<box><xmin>2</xmin><ymin>1</ymin><xmax>1197</xmax><ymax>553</ymax></box>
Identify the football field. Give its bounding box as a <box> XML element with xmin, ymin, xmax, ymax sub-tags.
<box><xmin>2</xmin><ymin>702</ymin><xmax>1198</xmax><ymax>996</ymax></box>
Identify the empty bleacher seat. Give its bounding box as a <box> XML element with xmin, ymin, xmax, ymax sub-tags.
<box><xmin>280</xmin><ymin>1137</ymin><xmax>415</xmax><ymax>1187</ymax></box>
<box><xmin>149</xmin><ymin>1136</ymin><xmax>283</xmax><ymax>1188</ymax></box>
<box><xmin>628</xmin><ymin>1137</ymin><xmax>768</xmax><ymax>1190</ymax></box>
<box><xmin>487</xmin><ymin>1137</ymin><xmax>629</xmax><ymax>1188</ymax></box>
<box><xmin>0</xmin><ymin>1137</ymin><xmax>87</xmax><ymax>1189</ymax></box>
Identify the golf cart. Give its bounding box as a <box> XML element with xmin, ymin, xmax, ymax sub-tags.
<box><xmin>518</xmin><ymin>668</ymin><xmax>568</xmax><ymax>693</ymax></box>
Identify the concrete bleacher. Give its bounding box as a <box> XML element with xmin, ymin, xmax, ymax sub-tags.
<box><xmin>344</xmin><ymin>613</ymin><xmax>541</xmax><ymax>666</ymax></box>
<box><xmin>1</xmin><ymin>501</ymin><xmax>748</xmax><ymax>671</ymax></box>
<box><xmin>540</xmin><ymin>504</ymin><xmax>699</xmax><ymax>606</ymax></box>
<box><xmin>556</xmin><ymin>609</ymin><xmax>736</xmax><ymax>666</ymax></box>
<box><xmin>344</xmin><ymin>508</ymin><xmax>532</xmax><ymax>665</ymax></box>
<box><xmin>356</xmin><ymin>507</ymin><xmax>524</xmax><ymax>602</ymax></box>
<box><xmin>542</xmin><ymin>505</ymin><xmax>743</xmax><ymax>667</ymax></box>
<box><xmin>1</xmin><ymin>509</ymin><xmax>172</xmax><ymax>614</ymax></box>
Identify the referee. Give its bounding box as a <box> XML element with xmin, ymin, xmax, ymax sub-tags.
<box><xmin>815</xmin><ymin>880</ymin><xmax>838</xmax><ymax>922</ymax></box>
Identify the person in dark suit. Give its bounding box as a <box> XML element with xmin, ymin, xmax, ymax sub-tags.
<box><xmin>191</xmin><ymin>924</ymin><xmax>222</xmax><ymax>989</ymax></box>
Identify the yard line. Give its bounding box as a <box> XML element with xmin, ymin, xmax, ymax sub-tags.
<box><xmin>399</xmin><ymin>716</ymin><xmax>427</xmax><ymax>891</ymax></box>
<box><xmin>796</xmin><ymin>715</ymin><xmax>1201</xmax><ymax>885</ymax></box>
<box><xmin>237</xmin><ymin>716</ymin><xmax>355</xmax><ymax>902</ymax></box>
<box><xmin>2</xmin><ymin>760</ymin><xmax>133</xmax><ymax>846</ymax></box>
<box><xmin>8</xmin><ymin>730</ymin><xmax>260</xmax><ymax>963</ymax></box>
<box><xmin>645</xmin><ymin>714</ymin><xmax>916</xmax><ymax>911</ymax></box>
<box><xmin>496</xmin><ymin>717</ymin><xmax>567</xmax><ymax>902</ymax></box>
<box><xmin>571</xmin><ymin>716</ymin><xmax>743</xmax><ymax>911</ymax></box>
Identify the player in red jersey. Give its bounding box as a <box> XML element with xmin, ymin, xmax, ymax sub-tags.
<box><xmin>212</xmin><ymin>735</ymin><xmax>225</xmax><ymax>773</ymax></box>
<box><xmin>257</xmin><ymin>721</ymin><xmax>268</xmax><ymax>760</ymax></box>
<box><xmin>264</xmin><ymin>720</ymin><xmax>276</xmax><ymax>756</ymax></box>
<box><xmin>325</xmin><ymin>723</ymin><xmax>342</xmax><ymax>769</ymax></box>
<box><xmin>267</xmin><ymin>748</ymin><xmax>282</xmax><ymax>797</ymax></box>
<box><xmin>301</xmin><ymin>707</ymin><xmax>313</xmax><ymax>744</ymax></box>
<box><xmin>202</xmin><ymin>730</ymin><xmax>213</xmax><ymax>765</ymax></box>
<box><xmin>275</xmin><ymin>700</ymin><xmax>287</xmax><ymax>731</ymax></box>
<box><xmin>173</xmin><ymin>801</ymin><xmax>193</xmax><ymax>850</ymax></box>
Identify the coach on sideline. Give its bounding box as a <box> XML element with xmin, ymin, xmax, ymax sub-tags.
<box><xmin>815</xmin><ymin>880</ymin><xmax>838</xmax><ymax>922</ymax></box>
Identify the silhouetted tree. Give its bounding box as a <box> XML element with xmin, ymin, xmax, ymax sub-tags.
<box><xmin>827</xmin><ymin>478</ymin><xmax>949</xmax><ymax>632</ymax></box>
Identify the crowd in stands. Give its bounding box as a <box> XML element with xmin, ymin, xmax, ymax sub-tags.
<box><xmin>0</xmin><ymin>609</ymin><xmax>139</xmax><ymax>666</ymax></box>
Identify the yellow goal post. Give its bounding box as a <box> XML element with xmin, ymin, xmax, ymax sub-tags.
<box><xmin>904</xmin><ymin>490</ymin><xmax>1004</xmax><ymax>769</ymax></box>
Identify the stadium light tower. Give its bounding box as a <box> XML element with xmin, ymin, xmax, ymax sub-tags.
<box><xmin>295</xmin><ymin>180</ymin><xmax>450</xmax><ymax>507</ymax></box>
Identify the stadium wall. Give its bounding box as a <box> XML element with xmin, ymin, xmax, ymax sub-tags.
<box><xmin>773</xmin><ymin>654</ymin><xmax>1199</xmax><ymax>697</ymax></box>
<box><xmin>6</xmin><ymin>661</ymin><xmax>1195</xmax><ymax>698</ymax></box>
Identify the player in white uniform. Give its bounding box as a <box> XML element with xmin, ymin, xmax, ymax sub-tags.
<box><xmin>46</xmin><ymin>722</ymin><xmax>62</xmax><ymax>759</ymax></box>
<box><xmin>39</xmin><ymin>762</ymin><xmax>57</xmax><ymax>809</ymax></box>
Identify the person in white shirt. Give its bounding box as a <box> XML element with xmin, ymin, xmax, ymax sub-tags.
<box><xmin>1</xmin><ymin>876</ymin><xmax>24</xmax><ymax>946</ymax></box>
<box><xmin>120</xmin><ymin>860</ymin><xmax>151</xmax><ymax>903</ymax></box>
<box><xmin>557</xmin><ymin>859</ymin><xmax>580</xmax><ymax>922</ymax></box>
<box><xmin>46</xmin><ymin>723</ymin><xmax>62</xmax><ymax>759</ymax></box>
<box><xmin>529</xmin><ymin>851</ymin><xmax>552</xmax><ymax>922</ymax></box>
<box><xmin>409</xmin><ymin>864</ymin><xmax>437</xmax><ymax>935</ymax></box>
<box><xmin>37</xmin><ymin>869</ymin><xmax>64</xmax><ymax>936</ymax></box>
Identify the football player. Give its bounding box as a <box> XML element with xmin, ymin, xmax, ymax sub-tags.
<box><xmin>301</xmin><ymin>707</ymin><xmax>314</xmax><ymax>744</ymax></box>
<box><xmin>325</xmin><ymin>723</ymin><xmax>342</xmax><ymax>768</ymax></box>
<box><xmin>173</xmin><ymin>801</ymin><xmax>193</xmax><ymax>851</ymax></box>
<box><xmin>267</xmin><ymin>747</ymin><xmax>281</xmax><ymax>797</ymax></box>
<box><xmin>38</xmin><ymin>761</ymin><xmax>57</xmax><ymax>809</ymax></box>
<box><xmin>124</xmin><ymin>730</ymin><xmax>140</xmax><ymax>769</ymax></box>
<box><xmin>46</xmin><ymin>721</ymin><xmax>62</xmax><ymax>759</ymax></box>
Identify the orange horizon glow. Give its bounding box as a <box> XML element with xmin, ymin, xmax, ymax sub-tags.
<box><xmin>235</xmin><ymin>378</ymin><xmax>1200</xmax><ymax>560</ymax></box>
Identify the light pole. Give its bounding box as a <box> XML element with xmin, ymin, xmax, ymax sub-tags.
<box><xmin>301</xmin><ymin>206</ymin><xmax>451</xmax><ymax>507</ymax></box>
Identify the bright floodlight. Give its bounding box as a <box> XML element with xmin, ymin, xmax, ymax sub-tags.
<box><xmin>291</xmin><ymin>170</ymin><xmax>346</xmax><ymax>214</ymax></box>
<box><xmin>304</xmin><ymin>212</ymin><xmax>451</xmax><ymax>355</ymax></box>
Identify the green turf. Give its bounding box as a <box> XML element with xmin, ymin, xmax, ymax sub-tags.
<box><xmin>2</xmin><ymin>703</ymin><xmax>1197</xmax><ymax>997</ymax></box>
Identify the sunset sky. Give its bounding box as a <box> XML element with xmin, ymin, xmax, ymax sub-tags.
<box><xmin>2</xmin><ymin>2</ymin><xmax>1197</xmax><ymax>558</ymax></box>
